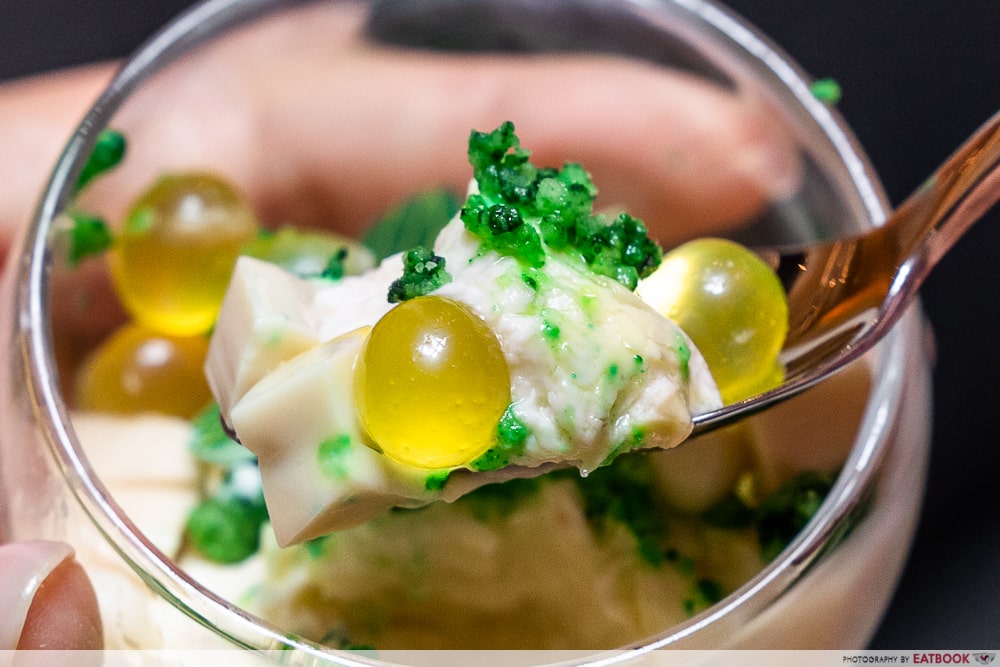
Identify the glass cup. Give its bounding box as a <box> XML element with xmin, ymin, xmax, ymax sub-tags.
<box><xmin>0</xmin><ymin>0</ymin><xmax>932</xmax><ymax>662</ymax></box>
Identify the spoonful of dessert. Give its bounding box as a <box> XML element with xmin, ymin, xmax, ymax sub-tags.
<box><xmin>205</xmin><ymin>116</ymin><xmax>997</xmax><ymax>544</ymax></box>
<box><xmin>688</xmin><ymin>110</ymin><xmax>1000</xmax><ymax>436</ymax></box>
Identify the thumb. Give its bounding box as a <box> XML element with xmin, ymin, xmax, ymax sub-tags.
<box><xmin>0</xmin><ymin>540</ymin><xmax>103</xmax><ymax>650</ymax></box>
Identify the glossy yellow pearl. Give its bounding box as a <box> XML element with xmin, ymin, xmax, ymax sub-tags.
<box><xmin>110</xmin><ymin>172</ymin><xmax>258</xmax><ymax>335</ymax></box>
<box><xmin>640</xmin><ymin>238</ymin><xmax>788</xmax><ymax>403</ymax></box>
<box><xmin>74</xmin><ymin>321</ymin><xmax>212</xmax><ymax>418</ymax></box>
<box><xmin>354</xmin><ymin>296</ymin><xmax>511</xmax><ymax>469</ymax></box>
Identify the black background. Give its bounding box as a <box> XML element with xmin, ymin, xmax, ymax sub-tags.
<box><xmin>2</xmin><ymin>0</ymin><xmax>998</xmax><ymax>649</ymax></box>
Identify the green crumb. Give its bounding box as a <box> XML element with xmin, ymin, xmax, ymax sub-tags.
<box><xmin>424</xmin><ymin>470</ymin><xmax>450</xmax><ymax>491</ymax></box>
<box><xmin>598</xmin><ymin>426</ymin><xmax>645</xmax><ymax>468</ymax></box>
<box><xmin>669</xmin><ymin>551</ymin><xmax>697</xmax><ymax>577</ymax></box>
<box><xmin>607</xmin><ymin>363</ymin><xmax>619</xmax><ymax>380</ymax></box>
<box><xmin>75</xmin><ymin>128</ymin><xmax>126</xmax><ymax>194</ymax></box>
<box><xmin>471</xmin><ymin>405</ymin><xmax>530</xmax><ymax>471</ymax></box>
<box><xmin>462</xmin><ymin>121</ymin><xmax>663</xmax><ymax>288</ymax></box>
<box><xmin>702</xmin><ymin>493</ymin><xmax>757</xmax><ymax>530</ymax></box>
<box><xmin>319</xmin><ymin>247</ymin><xmax>349</xmax><ymax>280</ymax></box>
<box><xmin>573</xmin><ymin>454</ymin><xmax>668</xmax><ymax>567</ymax></box>
<box><xmin>497</xmin><ymin>405</ymin><xmax>530</xmax><ymax>448</ymax></box>
<box><xmin>684</xmin><ymin>578</ymin><xmax>724</xmax><ymax>617</ymax></box>
<box><xmin>633</xmin><ymin>354</ymin><xmax>646</xmax><ymax>376</ymax></box>
<box><xmin>576</xmin><ymin>213</ymin><xmax>662</xmax><ymax>290</ymax></box>
<box><xmin>386</xmin><ymin>246</ymin><xmax>452</xmax><ymax>303</ymax></box>
<box><xmin>66</xmin><ymin>212</ymin><xmax>114</xmax><ymax>266</ymax></box>
<box><xmin>471</xmin><ymin>447</ymin><xmax>508</xmax><ymax>472</ymax></box>
<box><xmin>757</xmin><ymin>470</ymin><xmax>834</xmax><ymax>561</ymax></box>
<box><xmin>317</xmin><ymin>434</ymin><xmax>353</xmax><ymax>480</ymax></box>
<box><xmin>185</xmin><ymin>497</ymin><xmax>262</xmax><ymax>564</ymax></box>
<box><xmin>542</xmin><ymin>319</ymin><xmax>560</xmax><ymax>340</ymax></box>
<box><xmin>810</xmin><ymin>77</ymin><xmax>842</xmax><ymax>104</ymax></box>
<box><xmin>461</xmin><ymin>198</ymin><xmax>546</xmax><ymax>268</ymax></box>
<box><xmin>675</xmin><ymin>333</ymin><xmax>691</xmax><ymax>381</ymax></box>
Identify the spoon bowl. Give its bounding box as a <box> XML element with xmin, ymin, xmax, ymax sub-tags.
<box><xmin>694</xmin><ymin>110</ymin><xmax>1000</xmax><ymax>435</ymax></box>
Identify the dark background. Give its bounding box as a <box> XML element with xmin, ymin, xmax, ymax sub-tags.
<box><xmin>2</xmin><ymin>0</ymin><xmax>998</xmax><ymax>649</ymax></box>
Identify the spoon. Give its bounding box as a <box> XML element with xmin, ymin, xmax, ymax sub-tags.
<box><xmin>691</xmin><ymin>111</ymin><xmax>1000</xmax><ymax>436</ymax></box>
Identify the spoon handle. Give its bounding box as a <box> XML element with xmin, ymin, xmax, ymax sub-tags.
<box><xmin>693</xmin><ymin>111</ymin><xmax>1000</xmax><ymax>434</ymax></box>
<box><xmin>903</xmin><ymin>111</ymin><xmax>1000</xmax><ymax>273</ymax></box>
<box><xmin>784</xmin><ymin>111</ymin><xmax>1000</xmax><ymax>359</ymax></box>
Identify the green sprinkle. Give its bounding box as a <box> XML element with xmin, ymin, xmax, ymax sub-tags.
<box><xmin>573</xmin><ymin>454</ymin><xmax>668</xmax><ymax>566</ymax></box>
<box><xmin>757</xmin><ymin>471</ymin><xmax>834</xmax><ymax>561</ymax></box>
<box><xmin>541</xmin><ymin>320</ymin><xmax>560</xmax><ymax>340</ymax></box>
<box><xmin>387</xmin><ymin>246</ymin><xmax>452</xmax><ymax>303</ymax></box>
<box><xmin>460</xmin><ymin>197</ymin><xmax>546</xmax><ymax>268</ymax></box>
<box><xmin>810</xmin><ymin>77</ymin><xmax>842</xmax><ymax>104</ymax></box>
<box><xmin>599</xmin><ymin>426</ymin><xmax>645</xmax><ymax>468</ymax></box>
<box><xmin>75</xmin><ymin>128</ymin><xmax>126</xmax><ymax>194</ymax></box>
<box><xmin>684</xmin><ymin>579</ymin><xmax>724</xmax><ymax>617</ymax></box>
<box><xmin>319</xmin><ymin>247</ymin><xmax>349</xmax><ymax>280</ymax></box>
<box><xmin>425</xmin><ymin>470</ymin><xmax>450</xmax><ymax>491</ymax></box>
<box><xmin>463</xmin><ymin>122</ymin><xmax>662</xmax><ymax>286</ymax></box>
<box><xmin>66</xmin><ymin>212</ymin><xmax>113</xmax><ymax>266</ymax></box>
<box><xmin>702</xmin><ymin>493</ymin><xmax>756</xmax><ymax>530</ymax></box>
<box><xmin>471</xmin><ymin>405</ymin><xmax>530</xmax><ymax>471</ymax></box>
<box><xmin>317</xmin><ymin>434</ymin><xmax>353</xmax><ymax>480</ymax></box>
<box><xmin>185</xmin><ymin>497</ymin><xmax>262</xmax><ymax>564</ymax></box>
<box><xmin>607</xmin><ymin>363</ymin><xmax>619</xmax><ymax>379</ymax></box>
<box><xmin>676</xmin><ymin>333</ymin><xmax>691</xmax><ymax>381</ymax></box>
<box><xmin>497</xmin><ymin>406</ymin><xmax>530</xmax><ymax>448</ymax></box>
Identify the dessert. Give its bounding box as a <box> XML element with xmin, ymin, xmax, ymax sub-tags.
<box><xmin>206</xmin><ymin>122</ymin><xmax>729</xmax><ymax>543</ymax></box>
<box><xmin>61</xmin><ymin>120</ymin><xmax>835</xmax><ymax>652</ymax></box>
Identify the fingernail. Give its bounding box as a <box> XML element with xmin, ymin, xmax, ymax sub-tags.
<box><xmin>0</xmin><ymin>540</ymin><xmax>75</xmax><ymax>649</ymax></box>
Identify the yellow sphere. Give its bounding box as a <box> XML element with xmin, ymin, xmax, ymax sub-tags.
<box><xmin>640</xmin><ymin>238</ymin><xmax>787</xmax><ymax>403</ymax></box>
<box><xmin>354</xmin><ymin>296</ymin><xmax>511</xmax><ymax>469</ymax></box>
<box><xmin>111</xmin><ymin>172</ymin><xmax>258</xmax><ymax>335</ymax></box>
<box><xmin>75</xmin><ymin>321</ymin><xmax>212</xmax><ymax>418</ymax></box>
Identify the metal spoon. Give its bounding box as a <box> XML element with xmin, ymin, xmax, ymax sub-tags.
<box><xmin>691</xmin><ymin>111</ymin><xmax>1000</xmax><ymax>436</ymax></box>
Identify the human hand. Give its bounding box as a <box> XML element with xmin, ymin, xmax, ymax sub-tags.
<box><xmin>0</xmin><ymin>541</ymin><xmax>102</xmax><ymax>650</ymax></box>
<box><xmin>0</xmin><ymin>0</ymin><xmax>801</xmax><ymax>649</ymax></box>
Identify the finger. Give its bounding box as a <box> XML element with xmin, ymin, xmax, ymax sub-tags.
<box><xmin>0</xmin><ymin>540</ymin><xmax>103</xmax><ymax>650</ymax></box>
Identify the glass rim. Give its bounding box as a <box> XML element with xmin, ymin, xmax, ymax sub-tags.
<box><xmin>17</xmin><ymin>0</ymin><xmax>903</xmax><ymax>662</ymax></box>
